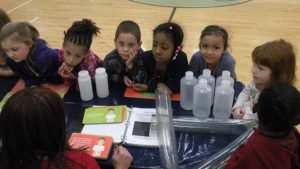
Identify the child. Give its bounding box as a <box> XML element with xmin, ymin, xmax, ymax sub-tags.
<box><xmin>131</xmin><ymin>22</ymin><xmax>188</xmax><ymax>93</ymax></box>
<box><xmin>189</xmin><ymin>25</ymin><xmax>236</xmax><ymax>79</ymax></box>
<box><xmin>226</xmin><ymin>83</ymin><xmax>300</xmax><ymax>169</ymax></box>
<box><xmin>0</xmin><ymin>87</ymin><xmax>133</xmax><ymax>169</ymax></box>
<box><xmin>232</xmin><ymin>39</ymin><xmax>296</xmax><ymax>120</ymax></box>
<box><xmin>0</xmin><ymin>8</ymin><xmax>14</xmax><ymax>76</ymax></box>
<box><xmin>58</xmin><ymin>19</ymin><xmax>102</xmax><ymax>87</ymax></box>
<box><xmin>103</xmin><ymin>20</ymin><xmax>143</xmax><ymax>87</ymax></box>
<box><xmin>0</xmin><ymin>21</ymin><xmax>62</xmax><ymax>87</ymax></box>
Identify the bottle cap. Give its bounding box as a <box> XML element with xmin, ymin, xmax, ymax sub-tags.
<box><xmin>222</xmin><ymin>71</ymin><xmax>230</xmax><ymax>78</ymax></box>
<box><xmin>199</xmin><ymin>79</ymin><xmax>207</xmax><ymax>87</ymax></box>
<box><xmin>78</xmin><ymin>70</ymin><xmax>89</xmax><ymax>77</ymax></box>
<box><xmin>96</xmin><ymin>67</ymin><xmax>106</xmax><ymax>74</ymax></box>
<box><xmin>185</xmin><ymin>71</ymin><xmax>194</xmax><ymax>80</ymax></box>
<box><xmin>203</xmin><ymin>69</ymin><xmax>211</xmax><ymax>77</ymax></box>
<box><xmin>221</xmin><ymin>80</ymin><xmax>230</xmax><ymax>87</ymax></box>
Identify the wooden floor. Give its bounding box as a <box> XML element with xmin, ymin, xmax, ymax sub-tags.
<box><xmin>1</xmin><ymin>0</ymin><xmax>300</xmax><ymax>89</ymax></box>
<box><xmin>1</xmin><ymin>0</ymin><xmax>300</xmax><ymax>130</ymax></box>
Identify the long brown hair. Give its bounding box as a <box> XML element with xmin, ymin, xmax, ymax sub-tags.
<box><xmin>252</xmin><ymin>39</ymin><xmax>296</xmax><ymax>85</ymax></box>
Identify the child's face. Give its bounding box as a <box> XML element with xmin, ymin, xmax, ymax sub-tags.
<box><xmin>1</xmin><ymin>37</ymin><xmax>32</xmax><ymax>62</ymax></box>
<box><xmin>63</xmin><ymin>42</ymin><xmax>87</xmax><ymax>68</ymax></box>
<box><xmin>152</xmin><ymin>32</ymin><xmax>174</xmax><ymax>63</ymax></box>
<box><xmin>200</xmin><ymin>35</ymin><xmax>225</xmax><ymax>66</ymax></box>
<box><xmin>252</xmin><ymin>63</ymin><xmax>272</xmax><ymax>87</ymax></box>
<box><xmin>114</xmin><ymin>33</ymin><xmax>141</xmax><ymax>61</ymax></box>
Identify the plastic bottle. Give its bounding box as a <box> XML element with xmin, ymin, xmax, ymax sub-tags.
<box><xmin>180</xmin><ymin>71</ymin><xmax>198</xmax><ymax>110</ymax></box>
<box><xmin>193</xmin><ymin>79</ymin><xmax>212</xmax><ymax>118</ymax></box>
<box><xmin>198</xmin><ymin>69</ymin><xmax>215</xmax><ymax>105</ymax></box>
<box><xmin>78</xmin><ymin>70</ymin><xmax>93</xmax><ymax>101</ymax></box>
<box><xmin>95</xmin><ymin>67</ymin><xmax>109</xmax><ymax>98</ymax></box>
<box><xmin>213</xmin><ymin>80</ymin><xmax>234</xmax><ymax>119</ymax></box>
<box><xmin>216</xmin><ymin>70</ymin><xmax>234</xmax><ymax>87</ymax></box>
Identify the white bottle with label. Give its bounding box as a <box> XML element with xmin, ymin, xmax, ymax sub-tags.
<box><xmin>95</xmin><ymin>67</ymin><xmax>109</xmax><ymax>98</ymax></box>
<box><xmin>213</xmin><ymin>80</ymin><xmax>234</xmax><ymax>119</ymax></box>
<box><xmin>198</xmin><ymin>69</ymin><xmax>215</xmax><ymax>105</ymax></box>
<box><xmin>180</xmin><ymin>71</ymin><xmax>198</xmax><ymax>110</ymax></box>
<box><xmin>216</xmin><ymin>70</ymin><xmax>234</xmax><ymax>87</ymax></box>
<box><xmin>78</xmin><ymin>70</ymin><xmax>93</xmax><ymax>101</ymax></box>
<box><xmin>193</xmin><ymin>79</ymin><xmax>212</xmax><ymax>118</ymax></box>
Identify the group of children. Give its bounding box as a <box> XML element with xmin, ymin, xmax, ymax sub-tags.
<box><xmin>0</xmin><ymin>7</ymin><xmax>299</xmax><ymax>169</ymax></box>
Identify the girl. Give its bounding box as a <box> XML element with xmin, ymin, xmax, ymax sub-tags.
<box><xmin>0</xmin><ymin>21</ymin><xmax>61</xmax><ymax>86</ymax></box>
<box><xmin>189</xmin><ymin>25</ymin><xmax>236</xmax><ymax>79</ymax></box>
<box><xmin>232</xmin><ymin>39</ymin><xmax>296</xmax><ymax>120</ymax></box>
<box><xmin>132</xmin><ymin>22</ymin><xmax>188</xmax><ymax>93</ymax></box>
<box><xmin>58</xmin><ymin>19</ymin><xmax>102</xmax><ymax>87</ymax></box>
<box><xmin>0</xmin><ymin>8</ymin><xmax>14</xmax><ymax>76</ymax></box>
<box><xmin>0</xmin><ymin>87</ymin><xmax>133</xmax><ymax>169</ymax></box>
<box><xmin>226</xmin><ymin>83</ymin><xmax>300</xmax><ymax>169</ymax></box>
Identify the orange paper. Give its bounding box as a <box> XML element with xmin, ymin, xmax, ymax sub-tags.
<box><xmin>124</xmin><ymin>87</ymin><xmax>180</xmax><ymax>101</ymax></box>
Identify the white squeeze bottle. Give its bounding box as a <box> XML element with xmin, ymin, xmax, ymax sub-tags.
<box><xmin>216</xmin><ymin>70</ymin><xmax>234</xmax><ymax>87</ymax></box>
<box><xmin>78</xmin><ymin>70</ymin><xmax>93</xmax><ymax>101</ymax></box>
<box><xmin>213</xmin><ymin>80</ymin><xmax>234</xmax><ymax>119</ymax></box>
<box><xmin>180</xmin><ymin>71</ymin><xmax>198</xmax><ymax>110</ymax></box>
<box><xmin>198</xmin><ymin>69</ymin><xmax>215</xmax><ymax>105</ymax></box>
<box><xmin>95</xmin><ymin>67</ymin><xmax>109</xmax><ymax>98</ymax></box>
<box><xmin>193</xmin><ymin>79</ymin><xmax>212</xmax><ymax>118</ymax></box>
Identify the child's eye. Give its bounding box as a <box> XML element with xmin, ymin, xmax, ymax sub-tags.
<box><xmin>66</xmin><ymin>51</ymin><xmax>71</xmax><ymax>56</ymax></box>
<box><xmin>11</xmin><ymin>48</ymin><xmax>19</xmax><ymax>52</ymax></box>
<box><xmin>201</xmin><ymin>44</ymin><xmax>208</xmax><ymax>48</ymax></box>
<box><xmin>76</xmin><ymin>55</ymin><xmax>82</xmax><ymax>58</ymax></box>
<box><xmin>128</xmin><ymin>43</ymin><xmax>135</xmax><ymax>48</ymax></box>
<box><xmin>214</xmin><ymin>46</ymin><xmax>220</xmax><ymax>50</ymax></box>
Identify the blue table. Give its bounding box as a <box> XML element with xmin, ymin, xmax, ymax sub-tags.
<box><xmin>63</xmin><ymin>81</ymin><xmax>245</xmax><ymax>169</ymax></box>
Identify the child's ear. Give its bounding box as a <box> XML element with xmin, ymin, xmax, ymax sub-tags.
<box><xmin>114</xmin><ymin>38</ymin><xmax>117</xmax><ymax>46</ymax></box>
<box><xmin>25</xmin><ymin>40</ymin><xmax>34</xmax><ymax>48</ymax></box>
<box><xmin>138</xmin><ymin>41</ymin><xmax>142</xmax><ymax>48</ymax></box>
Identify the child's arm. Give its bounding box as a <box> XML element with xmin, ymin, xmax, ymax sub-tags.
<box><xmin>232</xmin><ymin>82</ymin><xmax>253</xmax><ymax>118</ymax></box>
<box><xmin>103</xmin><ymin>51</ymin><xmax>126</xmax><ymax>84</ymax></box>
<box><xmin>0</xmin><ymin>65</ymin><xmax>16</xmax><ymax>77</ymax></box>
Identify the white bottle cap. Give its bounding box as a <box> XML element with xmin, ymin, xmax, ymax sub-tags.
<box><xmin>203</xmin><ymin>69</ymin><xmax>211</xmax><ymax>78</ymax></box>
<box><xmin>222</xmin><ymin>71</ymin><xmax>230</xmax><ymax>78</ymax></box>
<box><xmin>221</xmin><ymin>80</ymin><xmax>230</xmax><ymax>88</ymax></box>
<box><xmin>185</xmin><ymin>71</ymin><xmax>194</xmax><ymax>80</ymax></box>
<box><xmin>78</xmin><ymin>70</ymin><xmax>89</xmax><ymax>77</ymax></box>
<box><xmin>96</xmin><ymin>67</ymin><xmax>106</xmax><ymax>74</ymax></box>
<box><xmin>199</xmin><ymin>79</ymin><xmax>207</xmax><ymax>87</ymax></box>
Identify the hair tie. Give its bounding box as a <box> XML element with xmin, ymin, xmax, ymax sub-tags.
<box><xmin>172</xmin><ymin>45</ymin><xmax>181</xmax><ymax>61</ymax></box>
<box><xmin>169</xmin><ymin>26</ymin><xmax>173</xmax><ymax>30</ymax></box>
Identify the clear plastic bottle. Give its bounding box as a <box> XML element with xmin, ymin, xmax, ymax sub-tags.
<box><xmin>216</xmin><ymin>70</ymin><xmax>234</xmax><ymax>87</ymax></box>
<box><xmin>95</xmin><ymin>67</ymin><xmax>109</xmax><ymax>98</ymax></box>
<box><xmin>78</xmin><ymin>70</ymin><xmax>93</xmax><ymax>101</ymax></box>
<box><xmin>198</xmin><ymin>69</ymin><xmax>215</xmax><ymax>105</ymax></box>
<box><xmin>213</xmin><ymin>80</ymin><xmax>234</xmax><ymax>119</ymax></box>
<box><xmin>180</xmin><ymin>71</ymin><xmax>198</xmax><ymax>110</ymax></box>
<box><xmin>193</xmin><ymin>79</ymin><xmax>212</xmax><ymax>118</ymax></box>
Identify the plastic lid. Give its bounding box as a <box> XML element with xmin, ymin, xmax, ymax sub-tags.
<box><xmin>203</xmin><ymin>69</ymin><xmax>211</xmax><ymax>77</ymax></box>
<box><xmin>96</xmin><ymin>67</ymin><xmax>106</xmax><ymax>74</ymax></box>
<box><xmin>78</xmin><ymin>70</ymin><xmax>89</xmax><ymax>77</ymax></box>
<box><xmin>199</xmin><ymin>79</ymin><xmax>208</xmax><ymax>87</ymax></box>
<box><xmin>221</xmin><ymin>80</ymin><xmax>231</xmax><ymax>88</ymax></box>
<box><xmin>222</xmin><ymin>71</ymin><xmax>230</xmax><ymax>78</ymax></box>
<box><xmin>185</xmin><ymin>71</ymin><xmax>194</xmax><ymax>80</ymax></box>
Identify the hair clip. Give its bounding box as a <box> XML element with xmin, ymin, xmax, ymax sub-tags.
<box><xmin>169</xmin><ymin>26</ymin><xmax>173</xmax><ymax>30</ymax></box>
<box><xmin>172</xmin><ymin>45</ymin><xmax>181</xmax><ymax>61</ymax></box>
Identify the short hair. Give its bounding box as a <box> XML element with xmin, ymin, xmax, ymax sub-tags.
<box><xmin>200</xmin><ymin>25</ymin><xmax>229</xmax><ymax>50</ymax></box>
<box><xmin>115</xmin><ymin>20</ymin><xmax>141</xmax><ymax>43</ymax></box>
<box><xmin>63</xmin><ymin>18</ymin><xmax>100</xmax><ymax>52</ymax></box>
<box><xmin>257</xmin><ymin>83</ymin><xmax>300</xmax><ymax>134</ymax></box>
<box><xmin>252</xmin><ymin>39</ymin><xmax>296</xmax><ymax>85</ymax></box>
<box><xmin>153</xmin><ymin>22</ymin><xmax>184</xmax><ymax>56</ymax></box>
<box><xmin>0</xmin><ymin>87</ymin><xmax>67</xmax><ymax>169</ymax></box>
<box><xmin>0</xmin><ymin>21</ymin><xmax>39</xmax><ymax>45</ymax></box>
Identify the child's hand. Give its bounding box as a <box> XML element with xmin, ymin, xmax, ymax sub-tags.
<box><xmin>124</xmin><ymin>76</ymin><xmax>134</xmax><ymax>87</ymax></box>
<box><xmin>112</xmin><ymin>145</ymin><xmax>132</xmax><ymax>169</ymax></box>
<box><xmin>232</xmin><ymin>107</ymin><xmax>246</xmax><ymax>119</ymax></box>
<box><xmin>58</xmin><ymin>62</ymin><xmax>74</xmax><ymax>79</ymax></box>
<box><xmin>125</xmin><ymin>47</ymin><xmax>138</xmax><ymax>70</ymax></box>
<box><xmin>132</xmin><ymin>83</ymin><xmax>148</xmax><ymax>92</ymax></box>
